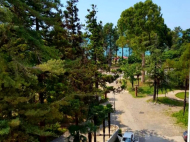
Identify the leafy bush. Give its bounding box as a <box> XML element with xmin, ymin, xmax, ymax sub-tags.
<box><xmin>116</xmin><ymin>68</ymin><xmax>122</xmax><ymax>73</ymax></box>
<box><xmin>121</xmin><ymin>79</ymin><xmax>127</xmax><ymax>89</ymax></box>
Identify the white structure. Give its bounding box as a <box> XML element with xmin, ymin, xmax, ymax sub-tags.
<box><xmin>188</xmin><ymin>71</ymin><xmax>190</xmax><ymax>142</ymax></box>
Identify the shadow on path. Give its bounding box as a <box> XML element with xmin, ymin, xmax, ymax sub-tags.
<box><xmin>118</xmin><ymin>127</ymin><xmax>178</xmax><ymax>142</ymax></box>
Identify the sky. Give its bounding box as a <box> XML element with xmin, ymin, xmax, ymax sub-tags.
<box><xmin>61</xmin><ymin>0</ymin><xmax>190</xmax><ymax>31</ymax></box>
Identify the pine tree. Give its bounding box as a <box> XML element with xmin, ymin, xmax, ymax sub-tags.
<box><xmin>103</xmin><ymin>23</ymin><xmax>119</xmax><ymax>67</ymax></box>
<box><xmin>85</xmin><ymin>4</ymin><xmax>104</xmax><ymax>90</ymax></box>
<box><xmin>63</xmin><ymin>0</ymin><xmax>83</xmax><ymax>60</ymax></box>
<box><xmin>0</xmin><ymin>1</ymin><xmax>68</xmax><ymax>141</ymax></box>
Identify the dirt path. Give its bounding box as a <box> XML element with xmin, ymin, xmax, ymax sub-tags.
<box><xmin>107</xmin><ymin>80</ymin><xmax>187</xmax><ymax>142</ymax></box>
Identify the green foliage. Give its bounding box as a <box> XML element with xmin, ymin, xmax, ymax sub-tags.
<box><xmin>85</xmin><ymin>4</ymin><xmax>104</xmax><ymax>64</ymax></box>
<box><xmin>63</xmin><ymin>0</ymin><xmax>83</xmax><ymax>60</ymax></box>
<box><xmin>0</xmin><ymin>120</ymin><xmax>10</xmax><ymax>136</ymax></box>
<box><xmin>126</xmin><ymin>79</ymin><xmax>170</xmax><ymax>98</ymax></box>
<box><xmin>172</xmin><ymin>108</ymin><xmax>188</xmax><ymax>126</ymax></box>
<box><xmin>103</xmin><ymin>23</ymin><xmax>119</xmax><ymax>66</ymax></box>
<box><xmin>1</xmin><ymin>0</ymin><xmax>189</xmax><ymax>141</ymax></box>
<box><xmin>162</xmin><ymin>50</ymin><xmax>182</xmax><ymax>61</ymax></box>
<box><xmin>116</xmin><ymin>36</ymin><xmax>128</xmax><ymax>48</ymax></box>
<box><xmin>121</xmin><ymin>63</ymin><xmax>138</xmax><ymax>88</ymax></box>
<box><xmin>0</xmin><ymin>6</ymin><xmax>13</xmax><ymax>23</ymax></box>
<box><xmin>128</xmin><ymin>54</ymin><xmax>142</xmax><ymax>64</ymax></box>
<box><xmin>121</xmin><ymin>79</ymin><xmax>127</xmax><ymax>90</ymax></box>
<box><xmin>37</xmin><ymin>59</ymin><xmax>65</xmax><ymax>75</ymax></box>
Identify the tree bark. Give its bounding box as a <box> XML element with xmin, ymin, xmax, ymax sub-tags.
<box><xmin>36</xmin><ymin>18</ymin><xmax>39</xmax><ymax>31</ymax></box>
<box><xmin>39</xmin><ymin>121</ymin><xmax>46</xmax><ymax>142</ymax></box>
<box><xmin>95</xmin><ymin>71</ymin><xmax>99</xmax><ymax>102</ymax></box>
<box><xmin>129</xmin><ymin>47</ymin><xmax>131</xmax><ymax>57</ymax></box>
<box><xmin>109</xmin><ymin>48</ymin><xmax>112</xmax><ymax>68</ymax></box>
<box><xmin>153</xmin><ymin>78</ymin><xmax>156</xmax><ymax>101</ymax></box>
<box><xmin>115</xmin><ymin>47</ymin><xmax>117</xmax><ymax>64</ymax></box>
<box><xmin>93</xmin><ymin>116</ymin><xmax>97</xmax><ymax>142</ymax></box>
<box><xmin>38</xmin><ymin>74</ymin><xmax>46</xmax><ymax>142</ymax></box>
<box><xmin>137</xmin><ymin>75</ymin><xmax>139</xmax><ymax>86</ymax></box>
<box><xmin>122</xmin><ymin>47</ymin><xmax>124</xmax><ymax>61</ymax></box>
<box><xmin>141</xmin><ymin>52</ymin><xmax>145</xmax><ymax>82</ymax></box>
<box><xmin>94</xmin><ymin>131</ymin><xmax>96</xmax><ymax>142</ymax></box>
<box><xmin>131</xmin><ymin>80</ymin><xmax>134</xmax><ymax>88</ymax></box>
<box><xmin>183</xmin><ymin>78</ymin><xmax>188</xmax><ymax>116</ymax></box>
<box><xmin>88</xmin><ymin>132</ymin><xmax>92</xmax><ymax>142</ymax></box>
<box><xmin>156</xmin><ymin>81</ymin><xmax>159</xmax><ymax>100</ymax></box>
<box><xmin>75</xmin><ymin>113</ymin><xmax>80</xmax><ymax>141</ymax></box>
<box><xmin>105</xmin><ymin>92</ymin><xmax>107</xmax><ymax>99</ymax></box>
<box><xmin>103</xmin><ymin>119</ymin><xmax>105</xmax><ymax>142</ymax></box>
<box><xmin>108</xmin><ymin>113</ymin><xmax>110</xmax><ymax>137</ymax></box>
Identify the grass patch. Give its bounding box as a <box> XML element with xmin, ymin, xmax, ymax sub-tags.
<box><xmin>148</xmin><ymin>97</ymin><xmax>184</xmax><ymax>106</ymax></box>
<box><xmin>124</xmin><ymin>79</ymin><xmax>170</xmax><ymax>98</ymax></box>
<box><xmin>172</xmin><ymin>108</ymin><xmax>188</xmax><ymax>126</ymax></box>
<box><xmin>175</xmin><ymin>92</ymin><xmax>189</xmax><ymax>99</ymax></box>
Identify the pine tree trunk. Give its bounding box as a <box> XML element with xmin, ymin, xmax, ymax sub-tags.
<box><xmin>108</xmin><ymin>113</ymin><xmax>110</xmax><ymax>137</ymax></box>
<box><xmin>93</xmin><ymin>116</ymin><xmax>97</xmax><ymax>142</ymax></box>
<box><xmin>39</xmin><ymin>93</ymin><xmax>46</xmax><ymax>142</ymax></box>
<box><xmin>122</xmin><ymin>47</ymin><xmax>124</xmax><ymax>61</ymax></box>
<box><xmin>39</xmin><ymin>121</ymin><xmax>46</xmax><ymax>142</ymax></box>
<box><xmin>75</xmin><ymin>113</ymin><xmax>79</xmax><ymax>125</ymax></box>
<box><xmin>153</xmin><ymin>79</ymin><xmax>156</xmax><ymax>101</ymax></box>
<box><xmin>137</xmin><ymin>75</ymin><xmax>139</xmax><ymax>86</ymax></box>
<box><xmin>109</xmin><ymin>35</ymin><xmax>112</xmax><ymax>67</ymax></box>
<box><xmin>38</xmin><ymin>74</ymin><xmax>46</xmax><ymax>142</ymax></box>
<box><xmin>36</xmin><ymin>18</ymin><xmax>39</xmax><ymax>31</ymax></box>
<box><xmin>132</xmin><ymin>80</ymin><xmax>134</xmax><ymax>88</ymax></box>
<box><xmin>95</xmin><ymin>51</ymin><xmax>98</xmax><ymax>99</ymax></box>
<box><xmin>156</xmin><ymin>82</ymin><xmax>159</xmax><ymax>100</ymax></box>
<box><xmin>109</xmin><ymin>49</ymin><xmax>112</xmax><ymax>68</ymax></box>
<box><xmin>183</xmin><ymin>78</ymin><xmax>188</xmax><ymax>116</ymax></box>
<box><xmin>141</xmin><ymin>52</ymin><xmax>145</xmax><ymax>82</ymax></box>
<box><xmin>94</xmin><ymin>131</ymin><xmax>96</xmax><ymax>142</ymax></box>
<box><xmin>103</xmin><ymin>119</ymin><xmax>105</xmax><ymax>142</ymax></box>
<box><xmin>88</xmin><ymin>132</ymin><xmax>92</xmax><ymax>142</ymax></box>
<box><xmin>105</xmin><ymin>92</ymin><xmax>107</xmax><ymax>99</ymax></box>
<box><xmin>95</xmin><ymin>72</ymin><xmax>99</xmax><ymax>102</ymax></box>
<box><xmin>128</xmin><ymin>47</ymin><xmax>130</xmax><ymax>57</ymax></box>
<box><xmin>106</xmin><ymin>46</ymin><xmax>108</xmax><ymax>61</ymax></box>
<box><xmin>95</xmin><ymin>48</ymin><xmax>99</xmax><ymax>101</ymax></box>
<box><xmin>153</xmin><ymin>62</ymin><xmax>156</xmax><ymax>101</ymax></box>
<box><xmin>75</xmin><ymin>113</ymin><xmax>80</xmax><ymax>141</ymax></box>
<box><xmin>115</xmin><ymin>47</ymin><xmax>117</xmax><ymax>64</ymax></box>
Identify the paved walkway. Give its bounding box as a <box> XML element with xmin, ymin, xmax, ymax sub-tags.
<box><xmin>107</xmin><ymin>80</ymin><xmax>187</xmax><ymax>142</ymax></box>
